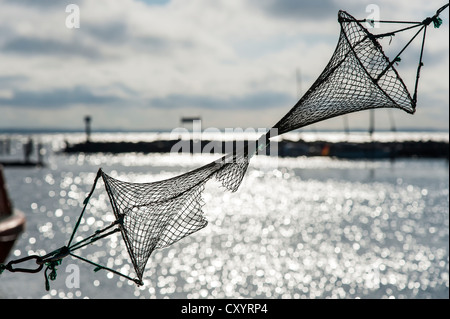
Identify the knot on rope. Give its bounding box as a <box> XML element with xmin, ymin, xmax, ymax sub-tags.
<box><xmin>432</xmin><ymin>17</ymin><xmax>443</xmax><ymax>28</ymax></box>
<box><xmin>44</xmin><ymin>259</ymin><xmax>62</xmax><ymax>291</ymax></box>
<box><xmin>422</xmin><ymin>16</ymin><xmax>443</xmax><ymax>28</ymax></box>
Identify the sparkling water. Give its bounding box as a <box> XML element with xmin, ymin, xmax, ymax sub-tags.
<box><xmin>0</xmin><ymin>133</ymin><xmax>448</xmax><ymax>299</ymax></box>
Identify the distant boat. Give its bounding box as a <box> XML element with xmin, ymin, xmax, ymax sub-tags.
<box><xmin>0</xmin><ymin>165</ymin><xmax>26</xmax><ymax>263</ymax></box>
<box><xmin>0</xmin><ymin>137</ymin><xmax>45</xmax><ymax>168</ymax></box>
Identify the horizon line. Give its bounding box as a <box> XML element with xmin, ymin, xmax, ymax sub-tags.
<box><xmin>0</xmin><ymin>127</ymin><xmax>448</xmax><ymax>134</ymax></box>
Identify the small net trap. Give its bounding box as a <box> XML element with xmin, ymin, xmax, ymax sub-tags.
<box><xmin>1</xmin><ymin>5</ymin><xmax>448</xmax><ymax>290</ymax></box>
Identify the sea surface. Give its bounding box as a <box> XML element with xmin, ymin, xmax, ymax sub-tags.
<box><xmin>0</xmin><ymin>132</ymin><xmax>448</xmax><ymax>299</ymax></box>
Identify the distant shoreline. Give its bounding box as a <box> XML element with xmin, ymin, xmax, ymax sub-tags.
<box><xmin>62</xmin><ymin>139</ymin><xmax>449</xmax><ymax>159</ymax></box>
<box><xmin>0</xmin><ymin>128</ymin><xmax>448</xmax><ymax>134</ymax></box>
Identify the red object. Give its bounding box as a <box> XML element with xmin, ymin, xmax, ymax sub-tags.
<box><xmin>0</xmin><ymin>165</ymin><xmax>26</xmax><ymax>263</ymax></box>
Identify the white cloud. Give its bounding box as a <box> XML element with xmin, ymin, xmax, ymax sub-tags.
<box><xmin>0</xmin><ymin>0</ymin><xmax>447</xmax><ymax>131</ymax></box>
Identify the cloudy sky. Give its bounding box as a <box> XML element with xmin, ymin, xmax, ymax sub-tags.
<box><xmin>0</xmin><ymin>0</ymin><xmax>448</xmax><ymax>132</ymax></box>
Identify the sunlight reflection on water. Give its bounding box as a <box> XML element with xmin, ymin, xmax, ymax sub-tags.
<box><xmin>1</xmin><ymin>152</ymin><xmax>448</xmax><ymax>299</ymax></box>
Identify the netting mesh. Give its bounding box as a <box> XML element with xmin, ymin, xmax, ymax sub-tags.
<box><xmin>97</xmin><ymin>11</ymin><xmax>419</xmax><ymax>282</ymax></box>
<box><xmin>273</xmin><ymin>10</ymin><xmax>415</xmax><ymax>135</ymax></box>
<box><xmin>100</xmin><ymin>148</ymin><xmax>251</xmax><ymax>280</ymax></box>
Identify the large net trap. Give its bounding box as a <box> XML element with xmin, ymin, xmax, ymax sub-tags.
<box><xmin>1</xmin><ymin>5</ymin><xmax>448</xmax><ymax>289</ymax></box>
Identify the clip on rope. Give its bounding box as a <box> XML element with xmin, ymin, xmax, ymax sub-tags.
<box><xmin>0</xmin><ymin>169</ymin><xmax>141</xmax><ymax>290</ymax></box>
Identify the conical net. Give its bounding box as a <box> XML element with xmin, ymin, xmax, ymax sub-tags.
<box><xmin>98</xmin><ymin>11</ymin><xmax>418</xmax><ymax>282</ymax></box>
<box><xmin>100</xmin><ymin>148</ymin><xmax>252</xmax><ymax>281</ymax></box>
<box><xmin>273</xmin><ymin>10</ymin><xmax>415</xmax><ymax>135</ymax></box>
